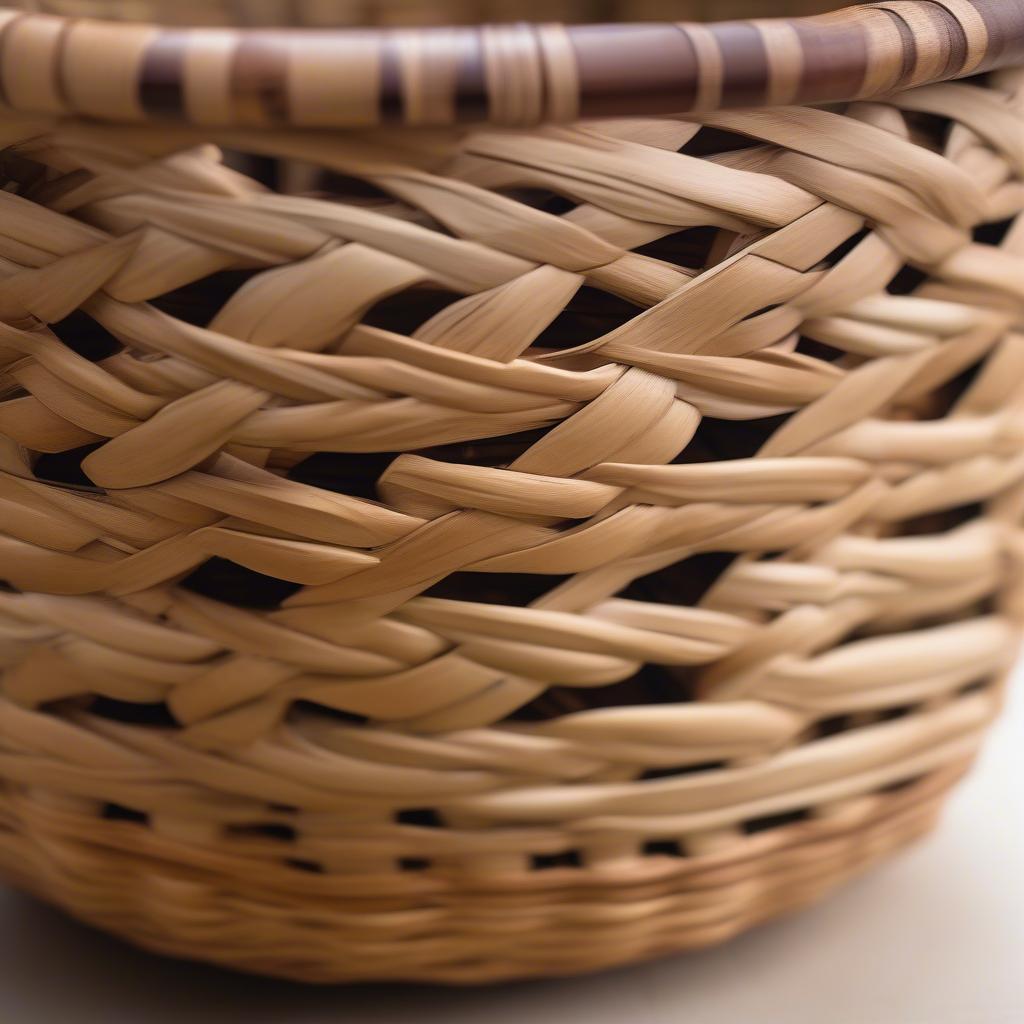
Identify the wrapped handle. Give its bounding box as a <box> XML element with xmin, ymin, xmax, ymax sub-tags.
<box><xmin>0</xmin><ymin>1</ymin><xmax>1021</xmax><ymax>128</ymax></box>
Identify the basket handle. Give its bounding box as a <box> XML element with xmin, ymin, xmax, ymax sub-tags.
<box><xmin>0</xmin><ymin>2</ymin><xmax>1021</xmax><ymax>128</ymax></box>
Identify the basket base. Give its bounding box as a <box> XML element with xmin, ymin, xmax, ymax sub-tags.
<box><xmin>0</xmin><ymin>764</ymin><xmax>965</xmax><ymax>984</ymax></box>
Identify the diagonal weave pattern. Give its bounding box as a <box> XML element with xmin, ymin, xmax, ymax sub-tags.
<box><xmin>0</xmin><ymin>44</ymin><xmax>1022</xmax><ymax>981</ymax></box>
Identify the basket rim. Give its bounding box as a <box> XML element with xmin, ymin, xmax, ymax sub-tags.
<box><xmin>0</xmin><ymin>2</ymin><xmax>1022</xmax><ymax>129</ymax></box>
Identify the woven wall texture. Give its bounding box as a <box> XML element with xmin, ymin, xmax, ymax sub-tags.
<box><xmin>0</xmin><ymin>0</ymin><xmax>1022</xmax><ymax>984</ymax></box>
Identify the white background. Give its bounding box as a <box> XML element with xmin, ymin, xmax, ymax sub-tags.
<box><xmin>1</xmin><ymin>676</ymin><xmax>1021</xmax><ymax>1024</ymax></box>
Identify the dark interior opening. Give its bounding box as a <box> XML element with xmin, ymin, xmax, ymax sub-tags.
<box><xmin>498</xmin><ymin>187</ymin><xmax>579</xmax><ymax>216</ymax></box>
<box><xmin>291</xmin><ymin>701</ymin><xmax>369</xmax><ymax>726</ymax></box>
<box><xmin>674</xmin><ymin>415</ymin><xmax>792</xmax><ymax>463</ymax></box>
<box><xmin>897</xmin><ymin>503</ymin><xmax>984</xmax><ymax>537</ymax></box>
<box><xmin>973</xmin><ymin>217</ymin><xmax>1015</xmax><ymax>247</ymax></box>
<box><xmin>396</xmin><ymin>808</ymin><xmax>445</xmax><ymax>828</ymax></box>
<box><xmin>228</xmin><ymin>823</ymin><xmax>298</xmax><ymax>841</ymax></box>
<box><xmin>286</xmin><ymin>430</ymin><xmax>552</xmax><ymax>500</ymax></box>
<box><xmin>361</xmin><ymin>287</ymin><xmax>463</xmax><ymax>336</ymax></box>
<box><xmin>510</xmin><ymin>663</ymin><xmax>694</xmax><ymax>722</ymax></box>
<box><xmin>886</xmin><ymin>264</ymin><xmax>928</xmax><ymax>295</ymax></box>
<box><xmin>618</xmin><ymin>552</ymin><xmax>736</xmax><ymax>607</ymax></box>
<box><xmin>679</xmin><ymin>126</ymin><xmax>761</xmax><ymax>157</ymax></box>
<box><xmin>89</xmin><ymin>697</ymin><xmax>179</xmax><ymax>727</ymax></box>
<box><xmin>286</xmin><ymin>858</ymin><xmax>325</xmax><ymax>873</ymax></box>
<box><xmin>817</xmin><ymin>227</ymin><xmax>871</xmax><ymax>268</ymax></box>
<box><xmin>149</xmin><ymin>269</ymin><xmax>258</xmax><ymax>327</ymax></box>
<box><xmin>33</xmin><ymin>443</ymin><xmax>105</xmax><ymax>488</ymax></box>
<box><xmin>642</xmin><ymin>838</ymin><xmax>686</xmax><ymax>858</ymax></box>
<box><xmin>49</xmin><ymin>310</ymin><xmax>123</xmax><ymax>362</ymax></box>
<box><xmin>398</xmin><ymin>857</ymin><xmax>431</xmax><ymax>872</ymax></box>
<box><xmin>795</xmin><ymin>336</ymin><xmax>847</xmax><ymax>363</ymax></box>
<box><xmin>742</xmin><ymin>808</ymin><xmax>811</xmax><ymax>834</ymax></box>
<box><xmin>531</xmin><ymin>849</ymin><xmax>583</xmax><ymax>870</ymax></box>
<box><xmin>633</xmin><ymin>225</ymin><xmax>722</xmax><ymax>270</ymax></box>
<box><xmin>287</xmin><ymin>450</ymin><xmax>399</xmax><ymax>500</ymax></box>
<box><xmin>179</xmin><ymin>557</ymin><xmax>303</xmax><ymax>609</ymax></box>
<box><xmin>101</xmin><ymin>802</ymin><xmax>149</xmax><ymax>825</ymax></box>
<box><xmin>531</xmin><ymin>286</ymin><xmax>643</xmax><ymax>351</ymax></box>
<box><xmin>639</xmin><ymin>760</ymin><xmax>727</xmax><ymax>781</ymax></box>
<box><xmin>422</xmin><ymin>571</ymin><xmax>571</xmax><ymax>606</ymax></box>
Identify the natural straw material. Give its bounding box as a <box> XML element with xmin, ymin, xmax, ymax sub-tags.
<box><xmin>0</xmin><ymin>0</ymin><xmax>1022</xmax><ymax>984</ymax></box>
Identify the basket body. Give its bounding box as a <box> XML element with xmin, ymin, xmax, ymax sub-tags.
<box><xmin>0</xmin><ymin>0</ymin><xmax>1023</xmax><ymax>984</ymax></box>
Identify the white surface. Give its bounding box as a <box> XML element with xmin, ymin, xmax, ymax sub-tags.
<box><xmin>1</xmin><ymin>677</ymin><xmax>1021</xmax><ymax>1024</ymax></box>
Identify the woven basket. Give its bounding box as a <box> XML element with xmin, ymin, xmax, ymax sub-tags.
<box><xmin>0</xmin><ymin>0</ymin><xmax>1022</xmax><ymax>985</ymax></box>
